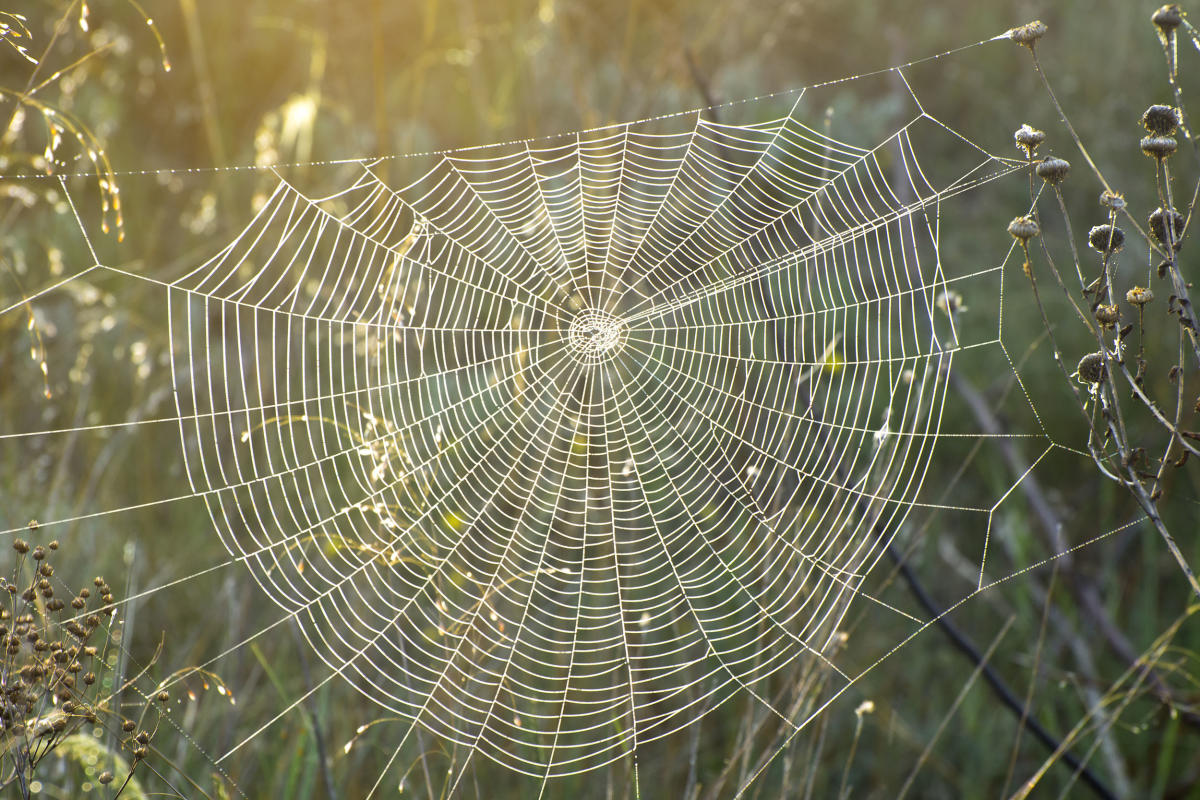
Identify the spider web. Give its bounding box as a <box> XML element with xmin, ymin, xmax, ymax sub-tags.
<box><xmin>164</xmin><ymin>88</ymin><xmax>1018</xmax><ymax>782</ymax></box>
<box><xmin>4</xmin><ymin>35</ymin><xmax>1126</xmax><ymax>798</ymax></box>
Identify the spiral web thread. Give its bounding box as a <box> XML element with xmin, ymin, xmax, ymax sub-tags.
<box><xmin>154</xmin><ymin>83</ymin><xmax>1025</xmax><ymax>784</ymax></box>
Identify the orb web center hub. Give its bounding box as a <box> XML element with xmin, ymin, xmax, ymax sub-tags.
<box><xmin>567</xmin><ymin>309</ymin><xmax>627</xmax><ymax>364</ymax></box>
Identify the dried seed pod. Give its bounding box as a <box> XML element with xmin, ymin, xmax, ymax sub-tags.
<box><xmin>1095</xmin><ymin>305</ymin><xmax>1120</xmax><ymax>326</ymax></box>
<box><xmin>1153</xmin><ymin>5</ymin><xmax>1183</xmax><ymax>33</ymax></box>
<box><xmin>98</xmin><ymin>772</ymin><xmax>114</xmax><ymax>785</ymax></box>
<box><xmin>1142</xmin><ymin>104</ymin><xmax>1181</xmax><ymax>136</ymax></box>
<box><xmin>1036</xmin><ymin>156</ymin><xmax>1070</xmax><ymax>184</ymax></box>
<box><xmin>157</xmin><ymin>690</ymin><xmax>169</xmax><ymax>703</ymax></box>
<box><xmin>1149</xmin><ymin>207</ymin><xmax>1184</xmax><ymax>248</ymax></box>
<box><xmin>31</xmin><ymin>546</ymin><xmax>45</xmax><ymax>561</ymax></box>
<box><xmin>1009</xmin><ymin>20</ymin><xmax>1047</xmax><ymax>47</ymax></box>
<box><xmin>1078</xmin><ymin>352</ymin><xmax>1107</xmax><ymax>383</ymax></box>
<box><xmin>1099</xmin><ymin>190</ymin><xmax>1126</xmax><ymax>211</ymax></box>
<box><xmin>1014</xmin><ymin>124</ymin><xmax>1046</xmax><ymax>158</ymax></box>
<box><xmin>122</xmin><ymin>720</ymin><xmax>136</xmax><ymax>732</ymax></box>
<box><xmin>1088</xmin><ymin>224</ymin><xmax>1125</xmax><ymax>254</ymax></box>
<box><xmin>1127</xmin><ymin>286</ymin><xmax>1155</xmax><ymax>306</ymax></box>
<box><xmin>12</xmin><ymin>539</ymin><xmax>29</xmax><ymax>554</ymax></box>
<box><xmin>1008</xmin><ymin>215</ymin><xmax>1040</xmax><ymax>242</ymax></box>
<box><xmin>1142</xmin><ymin>135</ymin><xmax>1178</xmax><ymax>159</ymax></box>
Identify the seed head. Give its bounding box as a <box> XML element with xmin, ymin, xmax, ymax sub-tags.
<box><xmin>31</xmin><ymin>546</ymin><xmax>45</xmax><ymax>561</ymax></box>
<box><xmin>47</xmin><ymin>540</ymin><xmax>58</xmax><ymax>551</ymax></box>
<box><xmin>1036</xmin><ymin>156</ymin><xmax>1070</xmax><ymax>184</ymax></box>
<box><xmin>99</xmin><ymin>772</ymin><xmax>114</xmax><ymax>785</ymax></box>
<box><xmin>1152</xmin><ymin>5</ymin><xmax>1183</xmax><ymax>34</ymax></box>
<box><xmin>1014</xmin><ymin>124</ymin><xmax>1046</xmax><ymax>158</ymax></box>
<box><xmin>1078</xmin><ymin>352</ymin><xmax>1107</xmax><ymax>383</ymax></box>
<box><xmin>1008</xmin><ymin>215</ymin><xmax>1040</xmax><ymax>242</ymax></box>
<box><xmin>122</xmin><ymin>720</ymin><xmax>136</xmax><ymax>732</ymax></box>
<box><xmin>158</xmin><ymin>690</ymin><xmax>170</xmax><ymax>703</ymax></box>
<box><xmin>1099</xmin><ymin>190</ymin><xmax>1126</xmax><ymax>211</ymax></box>
<box><xmin>1142</xmin><ymin>105</ymin><xmax>1181</xmax><ymax>136</ymax></box>
<box><xmin>1009</xmin><ymin>20</ymin><xmax>1047</xmax><ymax>48</ymax></box>
<box><xmin>1095</xmin><ymin>305</ymin><xmax>1120</xmax><ymax>327</ymax></box>
<box><xmin>12</xmin><ymin>539</ymin><xmax>29</xmax><ymax>554</ymax></box>
<box><xmin>1088</xmin><ymin>224</ymin><xmax>1125</xmax><ymax>254</ymax></box>
<box><xmin>1142</xmin><ymin>135</ymin><xmax>1178</xmax><ymax>159</ymax></box>
<box><xmin>1149</xmin><ymin>207</ymin><xmax>1184</xmax><ymax>248</ymax></box>
<box><xmin>1127</xmin><ymin>286</ymin><xmax>1155</xmax><ymax>306</ymax></box>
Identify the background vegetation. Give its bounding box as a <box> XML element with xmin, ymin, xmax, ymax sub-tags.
<box><xmin>2</xmin><ymin>0</ymin><xmax>1200</xmax><ymax>797</ymax></box>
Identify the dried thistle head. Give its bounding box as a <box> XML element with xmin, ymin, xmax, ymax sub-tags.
<box><xmin>1152</xmin><ymin>4</ymin><xmax>1183</xmax><ymax>35</ymax></box>
<box><xmin>1095</xmin><ymin>304</ymin><xmax>1120</xmax><ymax>327</ymax></box>
<box><xmin>1142</xmin><ymin>104</ymin><xmax>1181</xmax><ymax>135</ymax></box>
<box><xmin>1077</xmin><ymin>352</ymin><xmax>1107</xmax><ymax>383</ymax></box>
<box><xmin>1007</xmin><ymin>215</ymin><xmax>1040</xmax><ymax>242</ymax></box>
<box><xmin>1099</xmin><ymin>190</ymin><xmax>1127</xmax><ymax>211</ymax></box>
<box><xmin>1036</xmin><ymin>156</ymin><xmax>1070</xmax><ymax>184</ymax></box>
<box><xmin>1149</xmin><ymin>207</ymin><xmax>1184</xmax><ymax>249</ymax></box>
<box><xmin>1142</xmin><ymin>134</ymin><xmax>1178</xmax><ymax>159</ymax></box>
<box><xmin>1127</xmin><ymin>286</ymin><xmax>1155</xmax><ymax>306</ymax></box>
<box><xmin>1014</xmin><ymin>124</ymin><xmax>1046</xmax><ymax>158</ymax></box>
<box><xmin>1088</xmin><ymin>224</ymin><xmax>1125</xmax><ymax>254</ymax></box>
<box><xmin>1009</xmin><ymin>20</ymin><xmax>1048</xmax><ymax>48</ymax></box>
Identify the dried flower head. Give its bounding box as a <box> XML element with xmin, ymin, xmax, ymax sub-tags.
<box><xmin>1142</xmin><ymin>104</ymin><xmax>1181</xmax><ymax>136</ymax></box>
<box><xmin>1095</xmin><ymin>305</ymin><xmax>1120</xmax><ymax>327</ymax></box>
<box><xmin>1127</xmin><ymin>286</ymin><xmax>1155</xmax><ymax>306</ymax></box>
<box><xmin>1036</xmin><ymin>156</ymin><xmax>1070</xmax><ymax>184</ymax></box>
<box><xmin>1099</xmin><ymin>190</ymin><xmax>1126</xmax><ymax>211</ymax></box>
<box><xmin>1149</xmin><ymin>207</ymin><xmax>1184</xmax><ymax>248</ymax></box>
<box><xmin>1088</xmin><ymin>224</ymin><xmax>1125</xmax><ymax>254</ymax></box>
<box><xmin>1009</xmin><ymin>20</ymin><xmax>1047</xmax><ymax>48</ymax></box>
<box><xmin>1014</xmin><ymin>124</ymin><xmax>1046</xmax><ymax>158</ymax></box>
<box><xmin>1142</xmin><ymin>135</ymin><xmax>1178</xmax><ymax>159</ymax></box>
<box><xmin>1152</xmin><ymin>5</ymin><xmax>1183</xmax><ymax>34</ymax></box>
<box><xmin>1007</xmin><ymin>215</ymin><xmax>1040</xmax><ymax>242</ymax></box>
<box><xmin>1078</xmin><ymin>352</ymin><xmax>1107</xmax><ymax>384</ymax></box>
